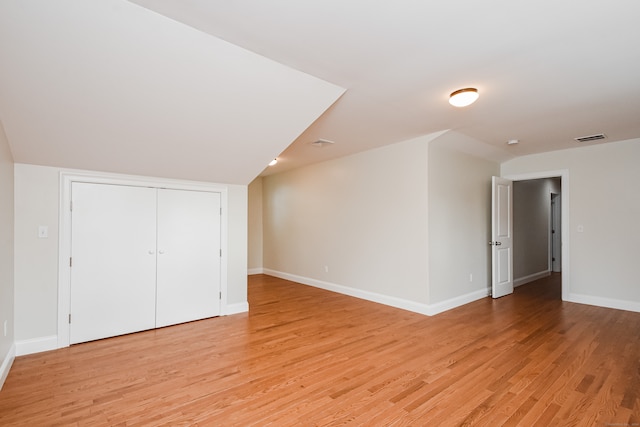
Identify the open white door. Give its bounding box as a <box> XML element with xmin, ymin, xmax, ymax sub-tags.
<box><xmin>491</xmin><ymin>177</ymin><xmax>514</xmax><ymax>298</ymax></box>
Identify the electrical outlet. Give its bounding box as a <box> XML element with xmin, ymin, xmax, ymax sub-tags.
<box><xmin>3</xmin><ymin>320</ymin><xmax>7</xmax><ymax>337</ymax></box>
<box><xmin>469</xmin><ymin>273</ymin><xmax>473</xmax><ymax>282</ymax></box>
<box><xmin>324</xmin><ymin>265</ymin><xmax>329</xmax><ymax>273</ymax></box>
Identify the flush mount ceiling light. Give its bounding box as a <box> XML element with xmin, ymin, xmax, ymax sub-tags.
<box><xmin>507</xmin><ymin>139</ymin><xmax>520</xmax><ymax>145</ymax></box>
<box><xmin>268</xmin><ymin>158</ymin><xmax>278</xmax><ymax>166</ymax></box>
<box><xmin>449</xmin><ymin>88</ymin><xmax>479</xmax><ymax>107</ymax></box>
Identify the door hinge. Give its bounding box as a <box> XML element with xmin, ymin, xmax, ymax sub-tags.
<box><xmin>68</xmin><ymin>314</ymin><xmax>71</xmax><ymax>324</ymax></box>
<box><xmin>70</xmin><ymin>257</ymin><xmax>72</xmax><ymax>267</ymax></box>
<box><xmin>220</xmin><ymin>207</ymin><xmax>222</xmax><ymax>216</ymax></box>
<box><xmin>70</xmin><ymin>201</ymin><xmax>73</xmax><ymax>211</ymax></box>
<box><xmin>219</xmin><ymin>249</ymin><xmax>222</xmax><ymax>257</ymax></box>
<box><xmin>219</xmin><ymin>291</ymin><xmax>222</xmax><ymax>300</ymax></box>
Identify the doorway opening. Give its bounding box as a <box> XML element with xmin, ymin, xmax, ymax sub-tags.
<box><xmin>503</xmin><ymin>170</ymin><xmax>569</xmax><ymax>302</ymax></box>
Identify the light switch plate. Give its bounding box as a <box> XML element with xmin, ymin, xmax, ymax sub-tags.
<box><xmin>38</xmin><ymin>225</ymin><xmax>48</xmax><ymax>238</ymax></box>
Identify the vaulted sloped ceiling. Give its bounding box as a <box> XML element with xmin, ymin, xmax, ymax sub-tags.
<box><xmin>130</xmin><ymin>0</ymin><xmax>640</xmax><ymax>176</ymax></box>
<box><xmin>0</xmin><ymin>1</ymin><xmax>344</xmax><ymax>184</ymax></box>
<box><xmin>2</xmin><ymin>1</ymin><xmax>640</xmax><ymax>182</ymax></box>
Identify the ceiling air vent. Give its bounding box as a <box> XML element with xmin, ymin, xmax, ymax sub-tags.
<box><xmin>574</xmin><ymin>133</ymin><xmax>606</xmax><ymax>143</ymax></box>
<box><xmin>311</xmin><ymin>138</ymin><xmax>335</xmax><ymax>147</ymax></box>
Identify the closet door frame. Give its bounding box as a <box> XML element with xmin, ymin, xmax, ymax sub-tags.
<box><xmin>58</xmin><ymin>171</ymin><xmax>228</xmax><ymax>349</ymax></box>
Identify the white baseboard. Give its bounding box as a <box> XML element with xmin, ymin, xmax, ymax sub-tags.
<box><xmin>0</xmin><ymin>343</ymin><xmax>16</xmax><ymax>390</ymax></box>
<box><xmin>16</xmin><ymin>335</ymin><xmax>58</xmax><ymax>356</ymax></box>
<box><xmin>428</xmin><ymin>288</ymin><xmax>491</xmax><ymax>315</ymax></box>
<box><xmin>514</xmin><ymin>270</ymin><xmax>551</xmax><ymax>287</ymax></box>
<box><xmin>567</xmin><ymin>293</ymin><xmax>640</xmax><ymax>313</ymax></box>
<box><xmin>224</xmin><ymin>302</ymin><xmax>249</xmax><ymax>315</ymax></box>
<box><xmin>247</xmin><ymin>268</ymin><xmax>264</xmax><ymax>275</ymax></box>
<box><xmin>263</xmin><ymin>269</ymin><xmax>488</xmax><ymax>316</ymax></box>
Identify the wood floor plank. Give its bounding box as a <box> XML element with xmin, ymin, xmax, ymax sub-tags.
<box><xmin>1</xmin><ymin>273</ymin><xmax>639</xmax><ymax>425</ymax></box>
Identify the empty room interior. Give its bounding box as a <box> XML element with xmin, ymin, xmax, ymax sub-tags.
<box><xmin>1</xmin><ymin>1</ymin><xmax>639</xmax><ymax>425</ymax></box>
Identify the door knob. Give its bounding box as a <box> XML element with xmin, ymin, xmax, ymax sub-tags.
<box><xmin>159</xmin><ymin>250</ymin><xmax>165</xmax><ymax>254</ymax></box>
<box><xmin>148</xmin><ymin>250</ymin><xmax>155</xmax><ymax>255</ymax></box>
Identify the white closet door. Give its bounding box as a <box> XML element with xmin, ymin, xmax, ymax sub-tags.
<box><xmin>155</xmin><ymin>189</ymin><xmax>221</xmax><ymax>328</ymax></box>
<box><xmin>70</xmin><ymin>183</ymin><xmax>157</xmax><ymax>344</ymax></box>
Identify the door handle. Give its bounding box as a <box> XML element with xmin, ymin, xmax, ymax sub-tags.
<box><xmin>489</xmin><ymin>241</ymin><xmax>502</xmax><ymax>246</ymax></box>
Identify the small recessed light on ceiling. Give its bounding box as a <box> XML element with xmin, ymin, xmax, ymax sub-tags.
<box><xmin>449</xmin><ymin>88</ymin><xmax>479</xmax><ymax>107</ymax></box>
<box><xmin>507</xmin><ymin>139</ymin><xmax>519</xmax><ymax>145</ymax></box>
<box><xmin>311</xmin><ymin>139</ymin><xmax>335</xmax><ymax>147</ymax></box>
<box><xmin>268</xmin><ymin>158</ymin><xmax>278</xmax><ymax>166</ymax></box>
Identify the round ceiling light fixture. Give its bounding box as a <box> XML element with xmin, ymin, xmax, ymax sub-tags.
<box><xmin>268</xmin><ymin>158</ymin><xmax>278</xmax><ymax>166</ymax></box>
<box><xmin>449</xmin><ymin>88</ymin><xmax>479</xmax><ymax>107</ymax></box>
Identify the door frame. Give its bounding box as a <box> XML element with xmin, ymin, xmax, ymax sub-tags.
<box><xmin>58</xmin><ymin>171</ymin><xmax>229</xmax><ymax>349</ymax></box>
<box><xmin>503</xmin><ymin>169</ymin><xmax>569</xmax><ymax>301</ymax></box>
<box><xmin>550</xmin><ymin>192</ymin><xmax>562</xmax><ymax>273</ymax></box>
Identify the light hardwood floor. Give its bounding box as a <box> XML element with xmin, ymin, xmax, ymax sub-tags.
<box><xmin>1</xmin><ymin>274</ymin><xmax>639</xmax><ymax>426</ymax></box>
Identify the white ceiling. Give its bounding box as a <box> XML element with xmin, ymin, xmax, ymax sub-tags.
<box><xmin>2</xmin><ymin>1</ymin><xmax>640</xmax><ymax>183</ymax></box>
<box><xmin>0</xmin><ymin>1</ymin><xmax>343</xmax><ymax>184</ymax></box>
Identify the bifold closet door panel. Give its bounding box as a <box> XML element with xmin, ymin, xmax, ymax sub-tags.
<box><xmin>70</xmin><ymin>183</ymin><xmax>157</xmax><ymax>344</ymax></box>
<box><xmin>155</xmin><ymin>189</ymin><xmax>221</xmax><ymax>328</ymax></box>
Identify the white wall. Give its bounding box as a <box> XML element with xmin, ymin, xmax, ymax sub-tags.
<box><xmin>247</xmin><ymin>177</ymin><xmax>263</xmax><ymax>273</ymax></box>
<box><xmin>13</xmin><ymin>164</ymin><xmax>248</xmax><ymax>354</ymax></box>
<box><xmin>14</xmin><ymin>165</ymin><xmax>59</xmax><ymax>343</ymax></box>
<box><xmin>428</xmin><ymin>138</ymin><xmax>499</xmax><ymax>304</ymax></box>
<box><xmin>260</xmin><ymin>131</ymin><xmax>504</xmax><ymax>315</ymax></box>
<box><xmin>502</xmin><ymin>138</ymin><xmax>640</xmax><ymax>311</ymax></box>
<box><xmin>0</xmin><ymin>120</ymin><xmax>15</xmax><ymax>388</ymax></box>
<box><xmin>226</xmin><ymin>184</ymin><xmax>248</xmax><ymax>307</ymax></box>
<box><xmin>262</xmin><ymin>134</ymin><xmax>433</xmax><ymax>307</ymax></box>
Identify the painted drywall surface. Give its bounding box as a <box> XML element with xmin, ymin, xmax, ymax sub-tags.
<box><xmin>247</xmin><ymin>178</ymin><xmax>264</xmax><ymax>272</ymax></box>
<box><xmin>502</xmin><ymin>138</ymin><xmax>640</xmax><ymax>303</ymax></box>
<box><xmin>0</xmin><ymin>121</ymin><xmax>14</xmax><ymax>367</ymax></box>
<box><xmin>13</xmin><ymin>163</ymin><xmax>248</xmax><ymax>344</ymax></box>
<box><xmin>14</xmin><ymin>164</ymin><xmax>59</xmax><ymax>341</ymax></box>
<box><xmin>513</xmin><ymin>179</ymin><xmax>551</xmax><ymax>279</ymax></box>
<box><xmin>428</xmin><ymin>140</ymin><xmax>499</xmax><ymax>304</ymax></box>
<box><xmin>226</xmin><ymin>184</ymin><xmax>248</xmax><ymax>306</ymax></box>
<box><xmin>262</xmin><ymin>135</ymin><xmax>430</xmax><ymax>303</ymax></box>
